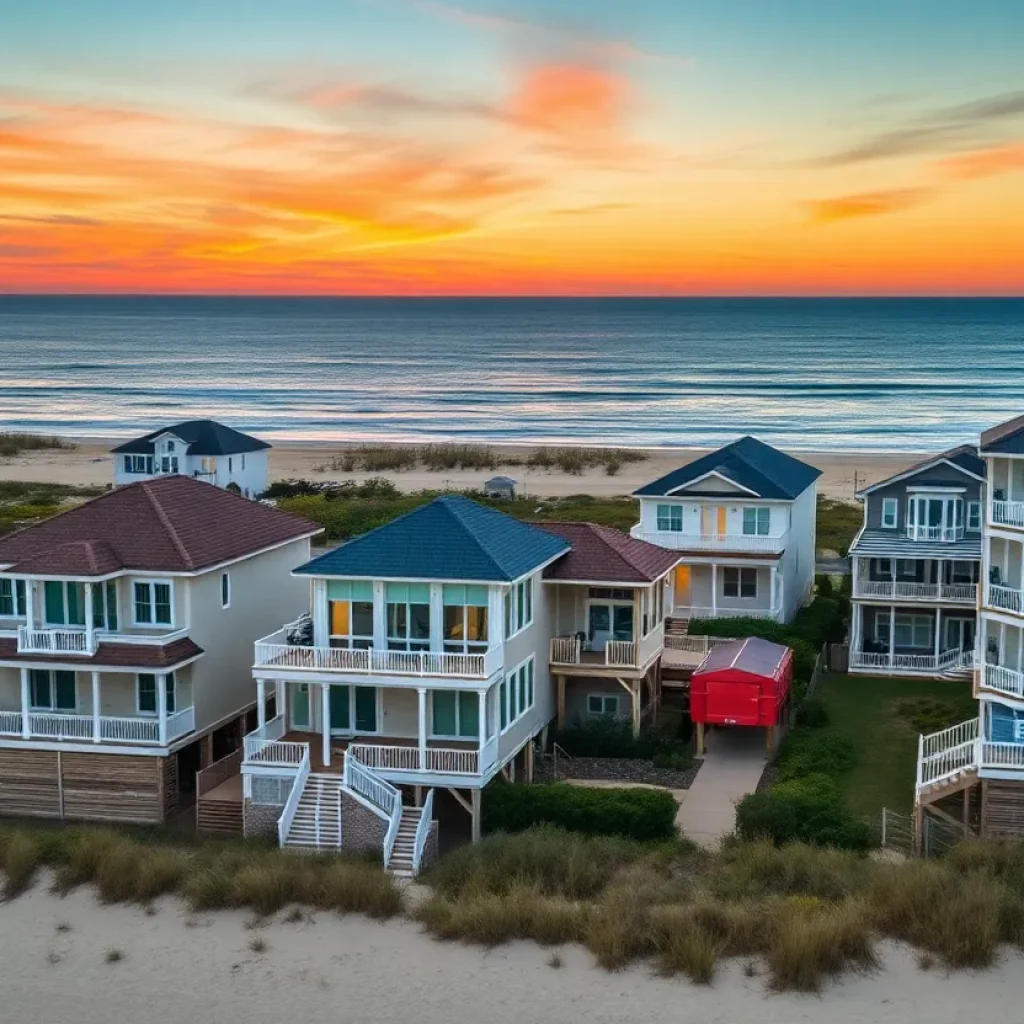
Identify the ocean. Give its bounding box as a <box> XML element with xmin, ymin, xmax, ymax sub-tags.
<box><xmin>0</xmin><ymin>296</ymin><xmax>1020</xmax><ymax>452</ymax></box>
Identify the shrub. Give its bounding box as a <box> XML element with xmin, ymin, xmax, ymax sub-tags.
<box><xmin>892</xmin><ymin>696</ymin><xmax>965</xmax><ymax>735</ymax></box>
<box><xmin>554</xmin><ymin>719</ymin><xmax>691</xmax><ymax>760</ymax></box>
<box><xmin>483</xmin><ymin>783</ymin><xmax>677</xmax><ymax>842</ymax></box>
<box><xmin>776</xmin><ymin>733</ymin><xmax>857</xmax><ymax>781</ymax></box>
<box><xmin>1</xmin><ymin>832</ymin><xmax>40</xmax><ymax>898</ymax></box>
<box><xmin>795</xmin><ymin>697</ymin><xmax>828</xmax><ymax>729</ymax></box>
<box><xmin>652</xmin><ymin>751</ymin><xmax>693</xmax><ymax>772</ymax></box>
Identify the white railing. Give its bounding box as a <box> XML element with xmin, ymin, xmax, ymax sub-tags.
<box><xmin>664</xmin><ymin>634</ymin><xmax>738</xmax><ymax>655</ymax></box>
<box><xmin>993</xmin><ymin>500</ymin><xmax>1024</xmax><ymax>530</ymax></box>
<box><xmin>917</xmin><ymin>718</ymin><xmax>1024</xmax><ymax>794</ymax></box>
<box><xmin>27</xmin><ymin>712</ymin><xmax>94</xmax><ymax>740</ymax></box>
<box><xmin>17</xmin><ymin>626</ymin><xmax>97</xmax><ymax>656</ymax></box>
<box><xmin>605</xmin><ymin>640</ymin><xmax>635</xmax><ymax>666</ymax></box>
<box><xmin>242</xmin><ymin>715</ymin><xmax>306</xmax><ymax>764</ymax></box>
<box><xmin>905</xmin><ymin>524</ymin><xmax>965</xmax><ymax>542</ymax></box>
<box><xmin>347</xmin><ymin>741</ymin><xmax>486</xmax><ymax>776</ymax></box>
<box><xmin>988</xmin><ymin>584</ymin><xmax>1024</xmax><ymax>614</ymax></box>
<box><xmin>277</xmin><ymin>745</ymin><xmax>311</xmax><ymax>847</ymax></box>
<box><xmin>550</xmin><ymin>636</ymin><xmax>581</xmax><ymax>664</ymax></box>
<box><xmin>980</xmin><ymin>664</ymin><xmax>1024</xmax><ymax>700</ymax></box>
<box><xmin>425</xmin><ymin>747</ymin><xmax>479</xmax><ymax>774</ymax></box>
<box><xmin>854</xmin><ymin>580</ymin><xmax>978</xmax><ymax>603</ymax></box>
<box><xmin>0</xmin><ymin>710</ymin><xmax>23</xmax><ymax>736</ymax></box>
<box><xmin>680</xmin><ymin>606</ymin><xmax>782</xmax><ymax>623</ymax></box>
<box><xmin>921</xmin><ymin>717</ymin><xmax>979</xmax><ymax>758</ymax></box>
<box><xmin>348</xmin><ymin>743</ymin><xmax>423</xmax><ymax>772</ymax></box>
<box><xmin>479</xmin><ymin>733</ymin><xmax>499</xmax><ymax>773</ymax></box>
<box><xmin>96</xmin><ymin>626</ymin><xmax>191</xmax><ymax>647</ymax></box>
<box><xmin>343</xmin><ymin>749</ymin><xmax>403</xmax><ymax>867</ymax></box>
<box><xmin>255</xmin><ymin>629</ymin><xmax>501</xmax><ymax>679</ymax></box>
<box><xmin>166</xmin><ymin>706</ymin><xmax>196</xmax><ymax>741</ymax></box>
<box><xmin>852</xmin><ymin>649</ymin><xmax>967</xmax><ymax>673</ymax></box>
<box><xmin>980</xmin><ymin>742</ymin><xmax>1024</xmax><ymax>771</ymax></box>
<box><xmin>412</xmin><ymin>788</ymin><xmax>435</xmax><ymax>875</ymax></box>
<box><xmin>630</xmin><ymin>525</ymin><xmax>788</xmax><ymax>554</ymax></box>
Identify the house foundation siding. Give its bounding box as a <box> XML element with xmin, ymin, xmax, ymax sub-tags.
<box><xmin>340</xmin><ymin>791</ymin><xmax>387</xmax><ymax>854</ymax></box>
<box><xmin>243</xmin><ymin>799</ymin><xmax>283</xmax><ymax>838</ymax></box>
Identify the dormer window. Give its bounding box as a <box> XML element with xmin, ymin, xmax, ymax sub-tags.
<box><xmin>907</xmin><ymin>494</ymin><xmax>964</xmax><ymax>542</ymax></box>
<box><xmin>881</xmin><ymin>498</ymin><xmax>898</xmax><ymax>529</ymax></box>
<box><xmin>166</xmin><ymin>441</ymin><xmax>176</xmax><ymax>453</ymax></box>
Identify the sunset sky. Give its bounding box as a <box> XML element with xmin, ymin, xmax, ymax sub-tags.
<box><xmin>2</xmin><ymin>0</ymin><xmax>1023</xmax><ymax>295</ymax></box>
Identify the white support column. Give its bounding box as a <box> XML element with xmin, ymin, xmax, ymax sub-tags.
<box><xmin>770</xmin><ymin>565</ymin><xmax>779</xmax><ymax>618</ymax></box>
<box><xmin>933</xmin><ymin>607</ymin><xmax>941</xmax><ymax>664</ymax></box>
<box><xmin>711</xmin><ymin>564</ymin><xmax>718</xmax><ymax>617</ymax></box>
<box><xmin>312</xmin><ymin>579</ymin><xmax>328</xmax><ymax>647</ymax></box>
<box><xmin>84</xmin><ymin>581</ymin><xmax>95</xmax><ymax>652</ymax></box>
<box><xmin>256</xmin><ymin>678</ymin><xmax>267</xmax><ymax>729</ymax></box>
<box><xmin>889</xmin><ymin>605</ymin><xmax>896</xmax><ymax>669</ymax></box>
<box><xmin>20</xmin><ymin>667</ymin><xmax>31</xmax><ymax>738</ymax></box>
<box><xmin>851</xmin><ymin>603</ymin><xmax>862</xmax><ymax>657</ymax></box>
<box><xmin>275</xmin><ymin>680</ymin><xmax>285</xmax><ymax>723</ymax></box>
<box><xmin>372</xmin><ymin>580</ymin><xmax>386</xmax><ymax>649</ymax></box>
<box><xmin>24</xmin><ymin>579</ymin><xmax>35</xmax><ymax>631</ymax></box>
<box><xmin>999</xmin><ymin>622</ymin><xmax>1006</xmax><ymax>665</ymax></box>
<box><xmin>156</xmin><ymin>673</ymin><xmax>168</xmax><ymax>746</ymax></box>
<box><xmin>417</xmin><ymin>686</ymin><xmax>427</xmax><ymax>771</ymax></box>
<box><xmin>321</xmin><ymin>683</ymin><xmax>331</xmax><ymax>767</ymax></box>
<box><xmin>478</xmin><ymin>688</ymin><xmax>487</xmax><ymax>750</ymax></box>
<box><xmin>429</xmin><ymin>584</ymin><xmax>444</xmax><ymax>653</ymax></box>
<box><xmin>91</xmin><ymin>671</ymin><xmax>101</xmax><ymax>743</ymax></box>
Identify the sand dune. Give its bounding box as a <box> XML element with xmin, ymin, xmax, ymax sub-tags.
<box><xmin>3</xmin><ymin>882</ymin><xmax>1023</xmax><ymax>1024</ymax></box>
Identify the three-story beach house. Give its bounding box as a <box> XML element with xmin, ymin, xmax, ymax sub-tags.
<box><xmin>238</xmin><ymin>497</ymin><xmax>681</xmax><ymax>871</ymax></box>
<box><xmin>112</xmin><ymin>419</ymin><xmax>271</xmax><ymax>497</ymax></box>
<box><xmin>848</xmin><ymin>445</ymin><xmax>984</xmax><ymax>679</ymax></box>
<box><xmin>0</xmin><ymin>477</ymin><xmax>318</xmax><ymax>824</ymax></box>
<box><xmin>915</xmin><ymin>415</ymin><xmax>1024</xmax><ymax>843</ymax></box>
<box><xmin>630</xmin><ymin>436</ymin><xmax>819</xmax><ymax>625</ymax></box>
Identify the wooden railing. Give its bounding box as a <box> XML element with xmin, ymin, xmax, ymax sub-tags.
<box><xmin>605</xmin><ymin>639</ymin><xmax>635</xmax><ymax>666</ymax></box>
<box><xmin>993</xmin><ymin>500</ymin><xmax>1024</xmax><ymax>529</ymax></box>
<box><xmin>277</xmin><ymin>746</ymin><xmax>311</xmax><ymax>847</ymax></box>
<box><xmin>550</xmin><ymin>636</ymin><xmax>580</xmax><ymax>664</ymax></box>
<box><xmin>413</xmin><ymin>788</ymin><xmax>435</xmax><ymax>876</ymax></box>
<box><xmin>196</xmin><ymin>748</ymin><xmax>243</xmax><ymax>798</ymax></box>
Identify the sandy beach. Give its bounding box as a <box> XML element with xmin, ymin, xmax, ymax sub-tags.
<box><xmin>3</xmin><ymin>881</ymin><xmax>1023</xmax><ymax>1024</ymax></box>
<box><xmin>0</xmin><ymin>439</ymin><xmax>918</xmax><ymax>503</ymax></box>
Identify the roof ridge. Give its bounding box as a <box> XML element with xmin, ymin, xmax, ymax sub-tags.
<box><xmin>139</xmin><ymin>480</ymin><xmax>195</xmax><ymax>570</ymax></box>
<box><xmin>442</xmin><ymin>497</ymin><xmax>513</xmax><ymax>580</ymax></box>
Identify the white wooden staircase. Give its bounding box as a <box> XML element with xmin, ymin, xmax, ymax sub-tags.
<box><xmin>281</xmin><ymin>773</ymin><xmax>343</xmax><ymax>850</ymax></box>
<box><xmin>388</xmin><ymin>805</ymin><xmax>425</xmax><ymax>878</ymax></box>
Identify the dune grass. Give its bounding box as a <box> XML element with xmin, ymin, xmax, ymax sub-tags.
<box><xmin>0</xmin><ymin>432</ymin><xmax>75</xmax><ymax>459</ymax></box>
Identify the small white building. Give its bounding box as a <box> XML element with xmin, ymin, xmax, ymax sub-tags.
<box><xmin>111</xmin><ymin>419</ymin><xmax>271</xmax><ymax>498</ymax></box>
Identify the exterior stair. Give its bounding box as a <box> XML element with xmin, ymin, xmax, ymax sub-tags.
<box><xmin>282</xmin><ymin>773</ymin><xmax>343</xmax><ymax>850</ymax></box>
<box><xmin>665</xmin><ymin>616</ymin><xmax>690</xmax><ymax>637</ymax></box>
<box><xmin>387</xmin><ymin>805</ymin><xmax>424</xmax><ymax>878</ymax></box>
<box><xmin>937</xmin><ymin>651</ymin><xmax>976</xmax><ymax>682</ymax></box>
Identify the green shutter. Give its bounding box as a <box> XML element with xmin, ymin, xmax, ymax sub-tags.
<box><xmin>329</xmin><ymin>685</ymin><xmax>350</xmax><ymax>731</ymax></box>
<box><xmin>458</xmin><ymin>692</ymin><xmax>479</xmax><ymax>738</ymax></box>
<box><xmin>54</xmin><ymin>671</ymin><xmax>76</xmax><ymax>710</ymax></box>
<box><xmin>165</xmin><ymin>672</ymin><xmax>176</xmax><ymax>713</ymax></box>
<box><xmin>354</xmin><ymin>687</ymin><xmax>377</xmax><ymax>732</ymax></box>
<box><xmin>432</xmin><ymin>691</ymin><xmax>457</xmax><ymax>735</ymax></box>
<box><xmin>44</xmin><ymin>581</ymin><xmax>65</xmax><ymax>624</ymax></box>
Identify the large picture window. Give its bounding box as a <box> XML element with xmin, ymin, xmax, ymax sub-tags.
<box><xmin>30</xmin><ymin>669</ymin><xmax>76</xmax><ymax>710</ymax></box>
<box><xmin>443</xmin><ymin>584</ymin><xmax>489</xmax><ymax>654</ymax></box>
<box><xmin>431</xmin><ymin>691</ymin><xmax>479</xmax><ymax>738</ymax></box>
<box><xmin>327</xmin><ymin>580</ymin><xmax>374</xmax><ymax>649</ymax></box>
<box><xmin>723</xmin><ymin>567</ymin><xmax>758</xmax><ymax>599</ymax></box>
<box><xmin>386</xmin><ymin>581</ymin><xmax>430</xmax><ymax>651</ymax></box>
<box><xmin>133</xmin><ymin>581</ymin><xmax>173</xmax><ymax>625</ymax></box>
<box><xmin>137</xmin><ymin>672</ymin><xmax>176</xmax><ymax>715</ymax></box>
<box><xmin>504</xmin><ymin>578</ymin><xmax>533</xmax><ymax>638</ymax></box>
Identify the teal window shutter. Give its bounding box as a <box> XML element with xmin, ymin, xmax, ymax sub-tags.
<box><xmin>138</xmin><ymin>674</ymin><xmax>157</xmax><ymax>713</ymax></box>
<box><xmin>458</xmin><ymin>692</ymin><xmax>479</xmax><ymax>738</ymax></box>
<box><xmin>432</xmin><ymin>691</ymin><xmax>457</xmax><ymax>735</ymax></box>
<box><xmin>329</xmin><ymin>685</ymin><xmax>350</xmax><ymax>731</ymax></box>
<box><xmin>354</xmin><ymin>687</ymin><xmax>377</xmax><ymax>732</ymax></box>
<box><xmin>54</xmin><ymin>671</ymin><xmax>76</xmax><ymax>710</ymax></box>
<box><xmin>44</xmin><ymin>581</ymin><xmax>65</xmax><ymax>624</ymax></box>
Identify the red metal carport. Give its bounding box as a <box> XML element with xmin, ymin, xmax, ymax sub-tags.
<box><xmin>690</xmin><ymin>637</ymin><xmax>793</xmax><ymax>754</ymax></box>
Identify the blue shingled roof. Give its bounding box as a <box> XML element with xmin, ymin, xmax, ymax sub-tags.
<box><xmin>633</xmin><ymin>436</ymin><xmax>821</xmax><ymax>500</ymax></box>
<box><xmin>295</xmin><ymin>495</ymin><xmax>571</xmax><ymax>582</ymax></box>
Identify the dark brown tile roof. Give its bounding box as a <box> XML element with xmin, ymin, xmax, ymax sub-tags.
<box><xmin>0</xmin><ymin>476</ymin><xmax>320</xmax><ymax>576</ymax></box>
<box><xmin>0</xmin><ymin>636</ymin><xmax>203</xmax><ymax>669</ymax></box>
<box><xmin>537</xmin><ymin>522</ymin><xmax>682</xmax><ymax>584</ymax></box>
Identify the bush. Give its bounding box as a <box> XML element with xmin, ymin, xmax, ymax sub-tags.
<box><xmin>795</xmin><ymin>697</ymin><xmax>828</xmax><ymax>729</ymax></box>
<box><xmin>554</xmin><ymin>719</ymin><xmax>691</xmax><ymax>760</ymax></box>
<box><xmin>892</xmin><ymin>696</ymin><xmax>965</xmax><ymax>735</ymax></box>
<box><xmin>776</xmin><ymin>733</ymin><xmax>857</xmax><ymax>781</ymax></box>
<box><xmin>483</xmin><ymin>782</ymin><xmax>678</xmax><ymax>842</ymax></box>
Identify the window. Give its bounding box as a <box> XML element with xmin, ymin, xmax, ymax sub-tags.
<box><xmin>327</xmin><ymin>685</ymin><xmax>378</xmax><ymax>733</ymax></box>
<box><xmin>160</xmin><ymin>456</ymin><xmax>179</xmax><ymax>473</ymax></box>
<box><xmin>124</xmin><ymin>454</ymin><xmax>152</xmax><ymax>474</ymax></box>
<box><xmin>587</xmin><ymin>694</ymin><xmax>620</xmax><ymax>719</ymax></box>
<box><xmin>431</xmin><ymin>691</ymin><xmax>479</xmax><ymax>738</ymax></box>
<box><xmin>385</xmin><ymin>582</ymin><xmax>429</xmax><ymax>651</ymax></box>
<box><xmin>166</xmin><ymin>441</ymin><xmax>176</xmax><ymax>453</ymax></box>
<box><xmin>329</xmin><ymin>599</ymin><xmax>374</xmax><ymax>649</ymax></box>
<box><xmin>44</xmin><ymin>581</ymin><xmax>85</xmax><ymax>626</ymax></box>
<box><xmin>30</xmin><ymin>669</ymin><xmax>76</xmax><ymax>710</ymax></box>
<box><xmin>137</xmin><ymin>672</ymin><xmax>176</xmax><ymax>715</ymax></box>
<box><xmin>967</xmin><ymin>502</ymin><xmax>981</xmax><ymax>531</ymax></box>
<box><xmin>505</xmin><ymin>578</ymin><xmax>534</xmax><ymax>638</ymax></box>
<box><xmin>221</xmin><ymin>572</ymin><xmax>230</xmax><ymax>608</ymax></box>
<box><xmin>228</xmin><ymin>457</ymin><xmax>234</xmax><ymax>472</ymax></box>
<box><xmin>656</xmin><ymin>504</ymin><xmax>683</xmax><ymax>532</ymax></box>
<box><xmin>241</xmin><ymin>454</ymin><xmax>246</xmax><ymax>470</ymax></box>
<box><xmin>501</xmin><ymin>656</ymin><xmax>535</xmax><ymax>733</ymax></box>
<box><xmin>875</xmin><ymin>558</ymin><xmax>893</xmax><ymax>577</ymax></box>
<box><xmin>93</xmin><ymin>580</ymin><xmax>118</xmax><ymax>631</ymax></box>
<box><xmin>742</xmin><ymin>507</ymin><xmax>770</xmax><ymax>536</ymax></box>
<box><xmin>133</xmin><ymin>581</ymin><xmax>173</xmax><ymax>625</ymax></box>
<box><xmin>0</xmin><ymin>578</ymin><xmax>26</xmax><ymax>617</ymax></box>
<box><xmin>723</xmin><ymin>567</ymin><xmax>757</xmax><ymax>599</ymax></box>
<box><xmin>201</xmin><ymin>457</ymin><xmax>216</xmax><ymax>474</ymax></box>
<box><xmin>443</xmin><ymin>584</ymin><xmax>489</xmax><ymax>654</ymax></box>
<box><xmin>893</xmin><ymin>614</ymin><xmax>933</xmax><ymax>650</ymax></box>
<box><xmin>896</xmin><ymin>559</ymin><xmax>919</xmax><ymax>579</ymax></box>
<box><xmin>881</xmin><ymin>498</ymin><xmax>898</xmax><ymax>529</ymax></box>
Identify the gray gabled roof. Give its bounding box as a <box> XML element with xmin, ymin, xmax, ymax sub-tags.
<box><xmin>633</xmin><ymin>436</ymin><xmax>821</xmax><ymax>501</ymax></box>
<box><xmin>856</xmin><ymin>444</ymin><xmax>985</xmax><ymax>497</ymax></box>
<box><xmin>981</xmin><ymin>414</ymin><xmax>1024</xmax><ymax>455</ymax></box>
<box><xmin>849</xmin><ymin>528</ymin><xmax>982</xmax><ymax>560</ymax></box>
<box><xmin>111</xmin><ymin>419</ymin><xmax>271</xmax><ymax>457</ymax></box>
<box><xmin>295</xmin><ymin>495</ymin><xmax>570</xmax><ymax>583</ymax></box>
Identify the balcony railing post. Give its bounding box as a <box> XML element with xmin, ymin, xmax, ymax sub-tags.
<box><xmin>20</xmin><ymin>667</ymin><xmax>31</xmax><ymax>739</ymax></box>
<box><xmin>91</xmin><ymin>671</ymin><xmax>102</xmax><ymax>744</ymax></box>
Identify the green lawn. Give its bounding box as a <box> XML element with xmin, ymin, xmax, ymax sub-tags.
<box><xmin>814</xmin><ymin>673</ymin><xmax>978</xmax><ymax>817</ymax></box>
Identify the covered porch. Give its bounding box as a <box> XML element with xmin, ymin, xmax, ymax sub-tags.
<box><xmin>850</xmin><ymin>604</ymin><xmax>976</xmax><ymax>675</ymax></box>
<box><xmin>670</xmin><ymin>560</ymin><xmax>783</xmax><ymax>621</ymax></box>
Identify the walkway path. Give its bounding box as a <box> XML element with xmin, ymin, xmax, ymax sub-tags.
<box><xmin>675</xmin><ymin>727</ymin><xmax>768</xmax><ymax>848</ymax></box>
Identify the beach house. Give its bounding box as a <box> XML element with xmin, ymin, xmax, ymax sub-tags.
<box><xmin>630</xmin><ymin>436</ymin><xmax>820</xmax><ymax>625</ymax></box>
<box><xmin>237</xmin><ymin>497</ymin><xmax>679</xmax><ymax>871</ymax></box>
<box><xmin>848</xmin><ymin>445</ymin><xmax>983</xmax><ymax>679</ymax></box>
<box><xmin>0</xmin><ymin>477</ymin><xmax>318</xmax><ymax>824</ymax></box>
<box><xmin>915</xmin><ymin>415</ymin><xmax>1024</xmax><ymax>842</ymax></box>
<box><xmin>111</xmin><ymin>419</ymin><xmax>271</xmax><ymax>497</ymax></box>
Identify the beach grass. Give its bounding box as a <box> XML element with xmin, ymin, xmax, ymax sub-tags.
<box><xmin>816</xmin><ymin>496</ymin><xmax>863</xmax><ymax>556</ymax></box>
<box><xmin>0</xmin><ymin>432</ymin><xmax>75</xmax><ymax>459</ymax></box>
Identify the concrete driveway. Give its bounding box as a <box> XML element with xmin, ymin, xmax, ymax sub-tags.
<box><xmin>675</xmin><ymin>726</ymin><xmax>768</xmax><ymax>848</ymax></box>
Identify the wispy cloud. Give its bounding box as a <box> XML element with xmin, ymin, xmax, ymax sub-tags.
<box><xmin>812</xmin><ymin>89</ymin><xmax>1024</xmax><ymax>165</ymax></box>
<box><xmin>805</xmin><ymin>187</ymin><xmax>931</xmax><ymax>223</ymax></box>
<box><xmin>936</xmin><ymin>141</ymin><xmax>1024</xmax><ymax>180</ymax></box>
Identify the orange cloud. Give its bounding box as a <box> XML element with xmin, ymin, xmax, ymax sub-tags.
<box><xmin>937</xmin><ymin>142</ymin><xmax>1024</xmax><ymax>180</ymax></box>
<box><xmin>805</xmin><ymin>188</ymin><xmax>931</xmax><ymax>223</ymax></box>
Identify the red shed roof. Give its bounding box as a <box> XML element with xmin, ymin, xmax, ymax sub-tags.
<box><xmin>537</xmin><ymin>522</ymin><xmax>681</xmax><ymax>584</ymax></box>
<box><xmin>0</xmin><ymin>476</ymin><xmax>320</xmax><ymax>576</ymax></box>
<box><xmin>693</xmin><ymin>636</ymin><xmax>789</xmax><ymax>679</ymax></box>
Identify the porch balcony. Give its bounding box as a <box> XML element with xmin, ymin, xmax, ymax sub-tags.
<box><xmin>14</xmin><ymin>624</ymin><xmax>190</xmax><ymax>657</ymax></box>
<box><xmin>549</xmin><ymin>625</ymin><xmax>664</xmax><ymax>673</ymax></box>
<box><xmin>630</xmin><ymin>524</ymin><xmax>788</xmax><ymax>555</ymax></box>
<box><xmin>917</xmin><ymin>717</ymin><xmax>1024</xmax><ymax>797</ymax></box>
<box><xmin>253</xmin><ymin>625</ymin><xmax>502</xmax><ymax>680</ymax></box>
<box><xmin>850</xmin><ymin>647</ymin><xmax>974</xmax><ymax>674</ymax></box>
<box><xmin>987</xmin><ymin>584</ymin><xmax>1024</xmax><ymax>616</ymax></box>
<box><xmin>905</xmin><ymin>524</ymin><xmax>965</xmax><ymax>543</ymax></box>
<box><xmin>853</xmin><ymin>580</ymin><xmax>978</xmax><ymax>604</ymax></box>
<box><xmin>992</xmin><ymin>500</ymin><xmax>1024</xmax><ymax>531</ymax></box>
<box><xmin>977</xmin><ymin>663</ymin><xmax>1024</xmax><ymax>702</ymax></box>
<box><xmin>0</xmin><ymin>704</ymin><xmax>195</xmax><ymax>745</ymax></box>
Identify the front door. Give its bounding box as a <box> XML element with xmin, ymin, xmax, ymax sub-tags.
<box><xmin>945</xmin><ymin>618</ymin><xmax>976</xmax><ymax>652</ymax></box>
<box><xmin>588</xmin><ymin>603</ymin><xmax>633</xmax><ymax>651</ymax></box>
<box><xmin>700</xmin><ymin>506</ymin><xmax>726</xmax><ymax>538</ymax></box>
<box><xmin>292</xmin><ymin>683</ymin><xmax>311</xmax><ymax>730</ymax></box>
<box><xmin>674</xmin><ymin>565</ymin><xmax>691</xmax><ymax>607</ymax></box>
